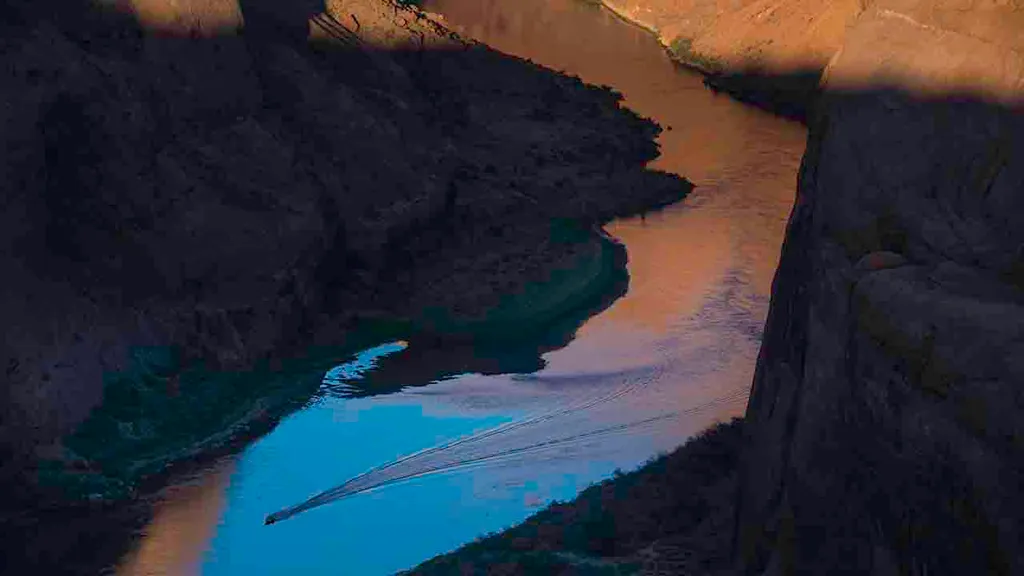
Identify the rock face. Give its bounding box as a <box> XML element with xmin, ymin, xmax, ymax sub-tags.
<box><xmin>599</xmin><ymin>0</ymin><xmax>861</xmax><ymax>71</ymax></box>
<box><xmin>602</xmin><ymin>0</ymin><xmax>1024</xmax><ymax>113</ymax></box>
<box><xmin>0</xmin><ymin>0</ymin><xmax>687</xmax><ymax>496</ymax></box>
<box><xmin>736</xmin><ymin>4</ymin><xmax>1024</xmax><ymax>575</ymax></box>
<box><xmin>602</xmin><ymin>0</ymin><xmax>1024</xmax><ymax>82</ymax></box>
<box><xmin>823</xmin><ymin>0</ymin><xmax>1024</xmax><ymax>100</ymax></box>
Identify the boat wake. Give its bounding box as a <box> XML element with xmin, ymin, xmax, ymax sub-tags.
<box><xmin>265</xmin><ymin>347</ymin><xmax>747</xmax><ymax>525</ymax></box>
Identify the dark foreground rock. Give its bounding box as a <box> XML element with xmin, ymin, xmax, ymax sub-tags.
<box><xmin>736</xmin><ymin>89</ymin><xmax>1024</xmax><ymax>576</ymax></box>
<box><xmin>0</xmin><ymin>0</ymin><xmax>689</xmax><ymax>509</ymax></box>
<box><xmin>735</xmin><ymin>7</ymin><xmax>1024</xmax><ymax>575</ymax></box>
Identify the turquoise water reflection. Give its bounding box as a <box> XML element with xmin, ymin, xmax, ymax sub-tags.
<box><xmin>199</xmin><ymin>346</ymin><xmax>600</xmax><ymax>575</ymax></box>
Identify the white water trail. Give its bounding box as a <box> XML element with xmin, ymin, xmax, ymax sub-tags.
<box><xmin>265</xmin><ymin>352</ymin><xmax>748</xmax><ymax>525</ymax></box>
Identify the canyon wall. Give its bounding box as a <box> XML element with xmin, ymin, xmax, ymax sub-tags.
<box><xmin>600</xmin><ymin>0</ymin><xmax>861</xmax><ymax>71</ymax></box>
<box><xmin>602</xmin><ymin>0</ymin><xmax>1024</xmax><ymax>90</ymax></box>
<box><xmin>735</xmin><ymin>3</ymin><xmax>1024</xmax><ymax>574</ymax></box>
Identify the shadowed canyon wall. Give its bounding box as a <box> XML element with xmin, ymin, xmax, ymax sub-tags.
<box><xmin>734</xmin><ymin>3</ymin><xmax>1024</xmax><ymax>575</ymax></box>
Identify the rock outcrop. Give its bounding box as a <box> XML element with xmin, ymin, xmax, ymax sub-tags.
<box><xmin>600</xmin><ymin>0</ymin><xmax>861</xmax><ymax>72</ymax></box>
<box><xmin>736</xmin><ymin>4</ymin><xmax>1024</xmax><ymax>574</ymax></box>
<box><xmin>603</xmin><ymin>0</ymin><xmax>1024</xmax><ymax>120</ymax></box>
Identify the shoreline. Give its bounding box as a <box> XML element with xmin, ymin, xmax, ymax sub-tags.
<box><xmin>409</xmin><ymin>419</ymin><xmax>745</xmax><ymax>574</ymax></box>
<box><xmin>596</xmin><ymin>0</ymin><xmax>717</xmax><ymax>75</ymax></box>
<box><xmin>595</xmin><ymin>0</ymin><xmax>822</xmax><ymax>121</ymax></box>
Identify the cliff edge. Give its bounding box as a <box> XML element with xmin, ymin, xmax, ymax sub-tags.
<box><xmin>737</xmin><ymin>3</ymin><xmax>1024</xmax><ymax>574</ymax></box>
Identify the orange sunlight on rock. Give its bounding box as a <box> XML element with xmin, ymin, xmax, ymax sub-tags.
<box><xmin>598</xmin><ymin>0</ymin><xmax>861</xmax><ymax>71</ymax></box>
<box><xmin>823</xmin><ymin>3</ymin><xmax>1024</xmax><ymax>102</ymax></box>
<box><xmin>121</xmin><ymin>0</ymin><xmax>243</xmax><ymax>35</ymax></box>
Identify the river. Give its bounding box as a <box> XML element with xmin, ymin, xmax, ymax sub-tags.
<box><xmin>114</xmin><ymin>0</ymin><xmax>805</xmax><ymax>573</ymax></box>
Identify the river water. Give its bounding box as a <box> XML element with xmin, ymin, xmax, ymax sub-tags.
<box><xmin>114</xmin><ymin>0</ymin><xmax>805</xmax><ymax>573</ymax></box>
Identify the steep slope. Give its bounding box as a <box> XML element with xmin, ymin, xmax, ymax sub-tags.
<box><xmin>602</xmin><ymin>0</ymin><xmax>1024</xmax><ymax>120</ymax></box>
<box><xmin>736</xmin><ymin>4</ymin><xmax>1024</xmax><ymax>574</ymax></box>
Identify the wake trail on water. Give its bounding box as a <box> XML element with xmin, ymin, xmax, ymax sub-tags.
<box><xmin>264</xmin><ymin>364</ymin><xmax>749</xmax><ymax>525</ymax></box>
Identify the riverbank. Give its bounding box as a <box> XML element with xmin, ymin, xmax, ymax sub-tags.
<box><xmin>409</xmin><ymin>419</ymin><xmax>744</xmax><ymax>575</ymax></box>
<box><xmin>595</xmin><ymin>0</ymin><xmax>853</xmax><ymax>73</ymax></box>
<box><xmin>1</xmin><ymin>0</ymin><xmax>690</xmax><ymax>513</ymax></box>
<box><xmin>594</xmin><ymin>0</ymin><xmax>823</xmax><ymax>121</ymax></box>
<box><xmin>593</xmin><ymin>0</ymin><xmax>720</xmax><ymax>76</ymax></box>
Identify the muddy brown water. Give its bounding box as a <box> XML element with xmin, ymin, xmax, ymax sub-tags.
<box><xmin>113</xmin><ymin>1</ymin><xmax>806</xmax><ymax>574</ymax></box>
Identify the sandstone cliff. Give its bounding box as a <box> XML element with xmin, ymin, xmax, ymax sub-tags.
<box><xmin>736</xmin><ymin>3</ymin><xmax>1024</xmax><ymax>574</ymax></box>
<box><xmin>602</xmin><ymin>0</ymin><xmax>1024</xmax><ymax>78</ymax></box>
<box><xmin>604</xmin><ymin>0</ymin><xmax>1024</xmax><ymax>119</ymax></box>
<box><xmin>600</xmin><ymin>0</ymin><xmax>861</xmax><ymax>71</ymax></box>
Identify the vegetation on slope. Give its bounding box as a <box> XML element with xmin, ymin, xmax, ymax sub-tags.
<box><xmin>410</xmin><ymin>419</ymin><xmax>744</xmax><ymax>575</ymax></box>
